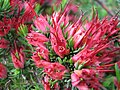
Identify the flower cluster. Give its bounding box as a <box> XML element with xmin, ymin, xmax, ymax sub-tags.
<box><xmin>26</xmin><ymin>9</ymin><xmax>120</xmax><ymax>89</ymax></box>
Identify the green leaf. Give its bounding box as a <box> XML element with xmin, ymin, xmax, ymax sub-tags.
<box><xmin>69</xmin><ymin>58</ymin><xmax>73</xmax><ymax>65</ymax></box>
<box><xmin>103</xmin><ymin>76</ymin><xmax>114</xmax><ymax>87</ymax></box>
<box><xmin>18</xmin><ymin>24</ymin><xmax>28</xmax><ymax>37</ymax></box>
<box><xmin>115</xmin><ymin>63</ymin><xmax>120</xmax><ymax>82</ymax></box>
<box><xmin>34</xmin><ymin>3</ymin><xmax>41</xmax><ymax>14</ymax></box>
<box><xmin>61</xmin><ymin>0</ymin><xmax>67</xmax><ymax>9</ymax></box>
<box><xmin>68</xmin><ymin>37</ymin><xmax>74</xmax><ymax>48</ymax></box>
<box><xmin>57</xmin><ymin>57</ymin><xmax>63</xmax><ymax>64</ymax></box>
<box><xmin>0</xmin><ymin>0</ymin><xmax>11</xmax><ymax>13</ymax></box>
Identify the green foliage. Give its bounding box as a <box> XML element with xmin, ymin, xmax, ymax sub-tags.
<box><xmin>18</xmin><ymin>24</ymin><xmax>28</xmax><ymax>37</ymax></box>
<box><xmin>0</xmin><ymin>0</ymin><xmax>11</xmax><ymax>18</ymax></box>
<box><xmin>103</xmin><ymin>75</ymin><xmax>115</xmax><ymax>89</ymax></box>
<box><xmin>0</xmin><ymin>59</ymin><xmax>44</xmax><ymax>90</ymax></box>
<box><xmin>34</xmin><ymin>3</ymin><xmax>41</xmax><ymax>15</ymax></box>
<box><xmin>61</xmin><ymin>0</ymin><xmax>67</xmax><ymax>10</ymax></box>
<box><xmin>115</xmin><ymin>63</ymin><xmax>120</xmax><ymax>82</ymax></box>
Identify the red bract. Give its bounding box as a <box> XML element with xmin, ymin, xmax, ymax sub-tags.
<box><xmin>71</xmin><ymin>69</ymin><xmax>101</xmax><ymax>90</ymax></box>
<box><xmin>44</xmin><ymin>62</ymin><xmax>67</xmax><ymax>80</ymax></box>
<box><xmin>0</xmin><ymin>38</ymin><xmax>9</xmax><ymax>48</ymax></box>
<box><xmin>50</xmin><ymin>17</ymin><xmax>69</xmax><ymax>58</ymax></box>
<box><xmin>11</xmin><ymin>44</ymin><xmax>25</xmax><ymax>69</ymax></box>
<box><xmin>34</xmin><ymin>15</ymin><xmax>51</xmax><ymax>33</ymax></box>
<box><xmin>0</xmin><ymin>17</ymin><xmax>11</xmax><ymax>36</ymax></box>
<box><xmin>26</xmin><ymin>31</ymin><xmax>49</xmax><ymax>46</ymax></box>
<box><xmin>0</xmin><ymin>63</ymin><xmax>7</xmax><ymax>79</ymax></box>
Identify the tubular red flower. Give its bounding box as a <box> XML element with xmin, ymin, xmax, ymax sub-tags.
<box><xmin>42</xmin><ymin>75</ymin><xmax>60</xmax><ymax>90</ymax></box>
<box><xmin>50</xmin><ymin>17</ymin><xmax>69</xmax><ymax>58</ymax></box>
<box><xmin>21</xmin><ymin>1</ymin><xmax>37</xmax><ymax>23</ymax></box>
<box><xmin>34</xmin><ymin>15</ymin><xmax>51</xmax><ymax>33</ymax></box>
<box><xmin>44</xmin><ymin>62</ymin><xmax>67</xmax><ymax>80</ymax></box>
<box><xmin>0</xmin><ymin>38</ymin><xmax>9</xmax><ymax>49</ymax></box>
<box><xmin>0</xmin><ymin>63</ymin><xmax>7</xmax><ymax>79</ymax></box>
<box><xmin>71</xmin><ymin>69</ymin><xmax>101</xmax><ymax>90</ymax></box>
<box><xmin>32</xmin><ymin>46</ymin><xmax>49</xmax><ymax>68</ymax></box>
<box><xmin>0</xmin><ymin>17</ymin><xmax>11</xmax><ymax>36</ymax></box>
<box><xmin>114</xmin><ymin>77</ymin><xmax>120</xmax><ymax>90</ymax></box>
<box><xmin>72</xmin><ymin>15</ymin><xmax>120</xmax><ymax>67</ymax></box>
<box><xmin>10</xmin><ymin>0</ymin><xmax>24</xmax><ymax>11</ymax></box>
<box><xmin>42</xmin><ymin>75</ymin><xmax>51</xmax><ymax>90</ymax></box>
<box><xmin>35</xmin><ymin>46</ymin><xmax>49</xmax><ymax>60</ymax></box>
<box><xmin>26</xmin><ymin>31</ymin><xmax>49</xmax><ymax>46</ymax></box>
<box><xmin>11</xmin><ymin>45</ymin><xmax>25</xmax><ymax>69</ymax></box>
<box><xmin>52</xmin><ymin>11</ymin><xmax>69</xmax><ymax>26</ymax></box>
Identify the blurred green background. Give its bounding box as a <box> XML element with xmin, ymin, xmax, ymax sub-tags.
<box><xmin>76</xmin><ymin>0</ymin><xmax>120</xmax><ymax>18</ymax></box>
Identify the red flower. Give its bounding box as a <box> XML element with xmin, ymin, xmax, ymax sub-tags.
<box><xmin>50</xmin><ymin>17</ymin><xmax>69</xmax><ymax>58</ymax></box>
<box><xmin>65</xmin><ymin>15</ymin><xmax>84</xmax><ymax>49</ymax></box>
<box><xmin>34</xmin><ymin>15</ymin><xmax>51</xmax><ymax>33</ymax></box>
<box><xmin>0</xmin><ymin>63</ymin><xmax>7</xmax><ymax>79</ymax></box>
<box><xmin>71</xmin><ymin>69</ymin><xmax>101</xmax><ymax>90</ymax></box>
<box><xmin>42</xmin><ymin>75</ymin><xmax>51</xmax><ymax>90</ymax></box>
<box><xmin>0</xmin><ymin>38</ymin><xmax>9</xmax><ymax>49</ymax></box>
<box><xmin>33</xmin><ymin>11</ymin><xmax>70</xmax><ymax>58</ymax></box>
<box><xmin>26</xmin><ymin>31</ymin><xmax>49</xmax><ymax>46</ymax></box>
<box><xmin>22</xmin><ymin>2</ymin><xmax>37</xmax><ymax>23</ymax></box>
<box><xmin>10</xmin><ymin>0</ymin><xmax>24</xmax><ymax>11</ymax></box>
<box><xmin>52</xmin><ymin>11</ymin><xmax>69</xmax><ymax>26</ymax></box>
<box><xmin>72</xmin><ymin>15</ymin><xmax>120</xmax><ymax>66</ymax></box>
<box><xmin>44</xmin><ymin>62</ymin><xmax>67</xmax><ymax>80</ymax></box>
<box><xmin>35</xmin><ymin>46</ymin><xmax>49</xmax><ymax>60</ymax></box>
<box><xmin>32</xmin><ymin>46</ymin><xmax>49</xmax><ymax>68</ymax></box>
<box><xmin>0</xmin><ymin>17</ymin><xmax>11</xmax><ymax>36</ymax></box>
<box><xmin>11</xmin><ymin>43</ymin><xmax>25</xmax><ymax>69</ymax></box>
<box><xmin>42</xmin><ymin>75</ymin><xmax>60</xmax><ymax>90</ymax></box>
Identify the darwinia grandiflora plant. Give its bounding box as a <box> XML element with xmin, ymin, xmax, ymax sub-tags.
<box><xmin>0</xmin><ymin>0</ymin><xmax>120</xmax><ymax>90</ymax></box>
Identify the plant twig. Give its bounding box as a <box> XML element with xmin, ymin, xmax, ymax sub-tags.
<box><xmin>95</xmin><ymin>0</ymin><xmax>114</xmax><ymax>16</ymax></box>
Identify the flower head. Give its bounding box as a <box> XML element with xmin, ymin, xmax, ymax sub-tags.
<box><xmin>44</xmin><ymin>62</ymin><xmax>67</xmax><ymax>80</ymax></box>
<box><xmin>71</xmin><ymin>69</ymin><xmax>101</xmax><ymax>90</ymax></box>
<box><xmin>0</xmin><ymin>38</ymin><xmax>9</xmax><ymax>49</ymax></box>
<box><xmin>11</xmin><ymin>42</ymin><xmax>25</xmax><ymax>69</ymax></box>
<box><xmin>26</xmin><ymin>31</ymin><xmax>49</xmax><ymax>46</ymax></box>
<box><xmin>0</xmin><ymin>63</ymin><xmax>7</xmax><ymax>79</ymax></box>
<box><xmin>50</xmin><ymin>16</ymin><xmax>69</xmax><ymax>58</ymax></box>
<box><xmin>34</xmin><ymin>15</ymin><xmax>50</xmax><ymax>33</ymax></box>
<box><xmin>0</xmin><ymin>17</ymin><xmax>11</xmax><ymax>36</ymax></box>
<box><xmin>26</xmin><ymin>8</ymin><xmax>120</xmax><ymax>89</ymax></box>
